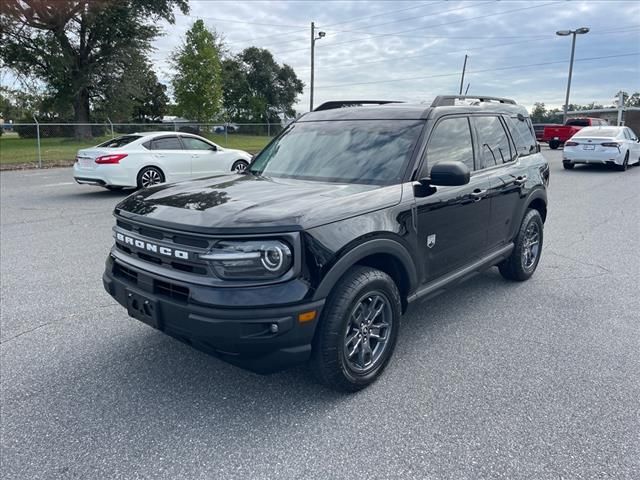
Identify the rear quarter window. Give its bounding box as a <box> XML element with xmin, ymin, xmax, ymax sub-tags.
<box><xmin>506</xmin><ymin>116</ymin><xmax>537</xmax><ymax>155</ymax></box>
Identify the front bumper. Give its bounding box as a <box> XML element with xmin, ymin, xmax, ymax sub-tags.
<box><xmin>103</xmin><ymin>255</ymin><xmax>324</xmax><ymax>373</ymax></box>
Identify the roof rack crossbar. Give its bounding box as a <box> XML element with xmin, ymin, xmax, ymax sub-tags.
<box><xmin>430</xmin><ymin>95</ymin><xmax>516</xmax><ymax>107</ymax></box>
<box><xmin>313</xmin><ymin>100</ymin><xmax>404</xmax><ymax>112</ymax></box>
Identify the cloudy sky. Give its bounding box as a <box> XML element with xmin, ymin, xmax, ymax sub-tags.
<box><xmin>150</xmin><ymin>0</ymin><xmax>639</xmax><ymax>112</ymax></box>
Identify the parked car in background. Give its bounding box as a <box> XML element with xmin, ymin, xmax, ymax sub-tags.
<box><xmin>213</xmin><ymin>124</ymin><xmax>239</xmax><ymax>134</ymax></box>
<box><xmin>542</xmin><ymin>117</ymin><xmax>608</xmax><ymax>149</ymax></box>
<box><xmin>562</xmin><ymin>126</ymin><xmax>640</xmax><ymax>171</ymax></box>
<box><xmin>533</xmin><ymin>123</ymin><xmax>559</xmax><ymax>142</ymax></box>
<box><xmin>74</xmin><ymin>132</ymin><xmax>252</xmax><ymax>190</ymax></box>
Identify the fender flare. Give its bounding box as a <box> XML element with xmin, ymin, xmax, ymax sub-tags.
<box><xmin>312</xmin><ymin>238</ymin><xmax>418</xmax><ymax>301</ymax></box>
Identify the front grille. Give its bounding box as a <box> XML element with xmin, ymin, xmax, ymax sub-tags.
<box><xmin>114</xmin><ymin>219</ymin><xmax>211</xmax><ymax>276</ymax></box>
<box><xmin>155</xmin><ymin>280</ymin><xmax>189</xmax><ymax>303</ymax></box>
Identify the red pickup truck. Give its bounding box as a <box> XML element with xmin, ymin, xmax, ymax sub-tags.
<box><xmin>542</xmin><ymin>118</ymin><xmax>609</xmax><ymax>149</ymax></box>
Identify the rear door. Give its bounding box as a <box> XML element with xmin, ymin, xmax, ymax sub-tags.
<box><xmin>415</xmin><ymin>115</ymin><xmax>495</xmax><ymax>283</ymax></box>
<box><xmin>478</xmin><ymin>114</ymin><xmax>535</xmax><ymax>250</ymax></box>
<box><xmin>146</xmin><ymin>135</ymin><xmax>192</xmax><ymax>182</ymax></box>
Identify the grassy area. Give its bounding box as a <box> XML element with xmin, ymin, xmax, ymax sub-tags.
<box><xmin>0</xmin><ymin>132</ymin><xmax>272</xmax><ymax>167</ymax></box>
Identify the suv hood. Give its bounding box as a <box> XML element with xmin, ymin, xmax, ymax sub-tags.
<box><xmin>116</xmin><ymin>173</ymin><xmax>402</xmax><ymax>233</ymax></box>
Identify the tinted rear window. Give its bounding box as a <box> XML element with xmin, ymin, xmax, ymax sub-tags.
<box><xmin>97</xmin><ymin>136</ymin><xmax>141</xmax><ymax>148</ymax></box>
<box><xmin>566</xmin><ymin>119</ymin><xmax>591</xmax><ymax>127</ymax></box>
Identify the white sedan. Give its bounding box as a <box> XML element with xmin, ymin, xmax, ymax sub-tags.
<box><xmin>73</xmin><ymin>132</ymin><xmax>253</xmax><ymax>189</ymax></box>
<box><xmin>563</xmin><ymin>126</ymin><xmax>640</xmax><ymax>171</ymax></box>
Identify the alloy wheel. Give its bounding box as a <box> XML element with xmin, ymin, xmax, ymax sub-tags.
<box><xmin>140</xmin><ymin>169</ymin><xmax>162</xmax><ymax>188</ymax></box>
<box><xmin>521</xmin><ymin>221</ymin><xmax>540</xmax><ymax>270</ymax></box>
<box><xmin>343</xmin><ymin>292</ymin><xmax>393</xmax><ymax>373</ymax></box>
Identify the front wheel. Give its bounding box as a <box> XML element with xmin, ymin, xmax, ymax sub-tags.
<box><xmin>311</xmin><ymin>266</ymin><xmax>401</xmax><ymax>392</ymax></box>
<box><xmin>499</xmin><ymin>209</ymin><xmax>544</xmax><ymax>281</ymax></box>
<box><xmin>549</xmin><ymin>140</ymin><xmax>560</xmax><ymax>150</ymax></box>
<box><xmin>231</xmin><ymin>160</ymin><xmax>249</xmax><ymax>173</ymax></box>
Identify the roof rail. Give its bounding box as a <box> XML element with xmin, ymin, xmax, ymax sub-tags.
<box><xmin>430</xmin><ymin>95</ymin><xmax>516</xmax><ymax>107</ymax></box>
<box><xmin>313</xmin><ymin>100</ymin><xmax>404</xmax><ymax>111</ymax></box>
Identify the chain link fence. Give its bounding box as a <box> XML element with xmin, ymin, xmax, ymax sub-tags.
<box><xmin>0</xmin><ymin>121</ymin><xmax>286</xmax><ymax>168</ymax></box>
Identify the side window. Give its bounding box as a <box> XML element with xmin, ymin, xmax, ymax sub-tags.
<box><xmin>623</xmin><ymin>129</ymin><xmax>631</xmax><ymax>140</ymax></box>
<box><xmin>182</xmin><ymin>137</ymin><xmax>214</xmax><ymax>150</ymax></box>
<box><xmin>473</xmin><ymin>116</ymin><xmax>513</xmax><ymax>168</ymax></box>
<box><xmin>628</xmin><ymin>128</ymin><xmax>639</xmax><ymax>141</ymax></box>
<box><xmin>505</xmin><ymin>116</ymin><xmax>537</xmax><ymax>156</ymax></box>
<box><xmin>423</xmin><ymin>117</ymin><xmax>474</xmax><ymax>175</ymax></box>
<box><xmin>150</xmin><ymin>136</ymin><xmax>183</xmax><ymax>150</ymax></box>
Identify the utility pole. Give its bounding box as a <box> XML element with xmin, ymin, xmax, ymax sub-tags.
<box><xmin>556</xmin><ymin>27</ymin><xmax>589</xmax><ymax>123</ymax></box>
<box><xmin>459</xmin><ymin>54</ymin><xmax>468</xmax><ymax>96</ymax></box>
<box><xmin>309</xmin><ymin>22</ymin><xmax>325</xmax><ymax>112</ymax></box>
<box><xmin>617</xmin><ymin>90</ymin><xmax>624</xmax><ymax>126</ymax></box>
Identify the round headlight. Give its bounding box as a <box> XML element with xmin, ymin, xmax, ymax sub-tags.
<box><xmin>261</xmin><ymin>245</ymin><xmax>285</xmax><ymax>271</ymax></box>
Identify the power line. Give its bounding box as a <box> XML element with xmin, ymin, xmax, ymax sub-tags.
<box><xmin>175</xmin><ymin>13</ymin><xmax>304</xmax><ymax>29</ymax></box>
<box><xmin>321</xmin><ymin>1</ymin><xmax>446</xmax><ymax>28</ymax></box>
<box><xmin>314</xmin><ymin>52</ymin><xmax>640</xmax><ymax>89</ymax></box>
<box><xmin>270</xmin><ymin>1</ymin><xmax>560</xmax><ymax>55</ymax></box>
<box><xmin>295</xmin><ymin>26</ymin><xmax>640</xmax><ymax>72</ymax></box>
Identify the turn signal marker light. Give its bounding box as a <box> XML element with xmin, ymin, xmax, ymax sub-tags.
<box><xmin>298</xmin><ymin>310</ymin><xmax>317</xmax><ymax>323</ymax></box>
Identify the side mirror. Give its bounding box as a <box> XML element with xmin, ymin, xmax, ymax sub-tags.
<box><xmin>209</xmin><ymin>145</ymin><xmax>217</xmax><ymax>151</ymax></box>
<box><xmin>423</xmin><ymin>161</ymin><xmax>470</xmax><ymax>186</ymax></box>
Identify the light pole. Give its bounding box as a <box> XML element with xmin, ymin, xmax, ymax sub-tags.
<box><xmin>309</xmin><ymin>22</ymin><xmax>325</xmax><ymax>112</ymax></box>
<box><xmin>556</xmin><ymin>27</ymin><xmax>589</xmax><ymax>123</ymax></box>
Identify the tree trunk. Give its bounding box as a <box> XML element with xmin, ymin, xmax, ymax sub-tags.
<box><xmin>73</xmin><ymin>87</ymin><xmax>92</xmax><ymax>139</ymax></box>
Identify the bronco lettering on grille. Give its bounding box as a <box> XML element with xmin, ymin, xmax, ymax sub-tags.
<box><xmin>116</xmin><ymin>232</ymin><xmax>189</xmax><ymax>259</ymax></box>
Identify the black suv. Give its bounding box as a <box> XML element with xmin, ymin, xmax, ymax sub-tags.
<box><xmin>103</xmin><ymin>96</ymin><xmax>549</xmax><ymax>391</ymax></box>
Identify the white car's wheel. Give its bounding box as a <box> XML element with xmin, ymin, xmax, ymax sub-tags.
<box><xmin>232</xmin><ymin>160</ymin><xmax>249</xmax><ymax>173</ymax></box>
<box><xmin>137</xmin><ymin>166</ymin><xmax>165</xmax><ymax>188</ymax></box>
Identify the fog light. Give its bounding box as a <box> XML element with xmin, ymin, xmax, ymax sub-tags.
<box><xmin>270</xmin><ymin>323</ymin><xmax>279</xmax><ymax>333</ymax></box>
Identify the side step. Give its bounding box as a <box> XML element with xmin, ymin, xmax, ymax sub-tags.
<box><xmin>407</xmin><ymin>243</ymin><xmax>514</xmax><ymax>303</ymax></box>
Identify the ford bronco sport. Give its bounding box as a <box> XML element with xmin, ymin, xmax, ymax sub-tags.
<box><xmin>103</xmin><ymin>95</ymin><xmax>549</xmax><ymax>392</ymax></box>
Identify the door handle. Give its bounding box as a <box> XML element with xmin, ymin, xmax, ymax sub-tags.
<box><xmin>513</xmin><ymin>175</ymin><xmax>527</xmax><ymax>186</ymax></box>
<box><xmin>154</xmin><ymin>154</ymin><xmax>165</xmax><ymax>158</ymax></box>
<box><xmin>469</xmin><ymin>189</ymin><xmax>487</xmax><ymax>201</ymax></box>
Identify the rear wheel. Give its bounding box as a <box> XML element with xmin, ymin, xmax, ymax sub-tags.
<box><xmin>499</xmin><ymin>209</ymin><xmax>544</xmax><ymax>282</ymax></box>
<box><xmin>231</xmin><ymin>160</ymin><xmax>249</xmax><ymax>173</ymax></box>
<box><xmin>549</xmin><ymin>140</ymin><xmax>560</xmax><ymax>150</ymax></box>
<box><xmin>137</xmin><ymin>166</ymin><xmax>165</xmax><ymax>189</ymax></box>
<box><xmin>563</xmin><ymin>162</ymin><xmax>574</xmax><ymax>170</ymax></box>
<box><xmin>617</xmin><ymin>151</ymin><xmax>629</xmax><ymax>171</ymax></box>
<box><xmin>311</xmin><ymin>266</ymin><xmax>401</xmax><ymax>392</ymax></box>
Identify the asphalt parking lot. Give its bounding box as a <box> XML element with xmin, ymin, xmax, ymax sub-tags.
<box><xmin>1</xmin><ymin>148</ymin><xmax>639</xmax><ymax>479</ymax></box>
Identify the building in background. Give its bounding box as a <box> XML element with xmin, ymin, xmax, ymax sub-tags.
<box><xmin>566</xmin><ymin>107</ymin><xmax>640</xmax><ymax>133</ymax></box>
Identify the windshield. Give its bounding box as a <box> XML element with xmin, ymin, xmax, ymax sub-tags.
<box><xmin>249</xmin><ymin>120</ymin><xmax>424</xmax><ymax>185</ymax></box>
<box><xmin>97</xmin><ymin>135</ymin><xmax>141</xmax><ymax>148</ymax></box>
<box><xmin>574</xmin><ymin>127</ymin><xmax>620</xmax><ymax>137</ymax></box>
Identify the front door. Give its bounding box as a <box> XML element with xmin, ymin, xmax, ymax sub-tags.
<box><xmin>181</xmin><ymin>136</ymin><xmax>224</xmax><ymax>178</ymax></box>
<box><xmin>415</xmin><ymin>115</ymin><xmax>492</xmax><ymax>283</ymax></box>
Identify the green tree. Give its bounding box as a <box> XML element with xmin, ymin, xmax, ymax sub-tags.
<box><xmin>530</xmin><ymin>102</ymin><xmax>547</xmax><ymax>123</ymax></box>
<box><xmin>0</xmin><ymin>0</ymin><xmax>188</xmax><ymax>138</ymax></box>
<box><xmin>222</xmin><ymin>47</ymin><xmax>303</xmax><ymax>122</ymax></box>
<box><xmin>172</xmin><ymin>20</ymin><xmax>224</xmax><ymax>122</ymax></box>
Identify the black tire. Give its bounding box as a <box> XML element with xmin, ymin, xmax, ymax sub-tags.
<box><xmin>137</xmin><ymin>166</ymin><xmax>165</xmax><ymax>189</ymax></box>
<box><xmin>549</xmin><ymin>140</ymin><xmax>560</xmax><ymax>150</ymax></box>
<box><xmin>499</xmin><ymin>209</ymin><xmax>544</xmax><ymax>282</ymax></box>
<box><xmin>563</xmin><ymin>162</ymin><xmax>574</xmax><ymax>170</ymax></box>
<box><xmin>231</xmin><ymin>160</ymin><xmax>249</xmax><ymax>173</ymax></box>
<box><xmin>311</xmin><ymin>266</ymin><xmax>401</xmax><ymax>392</ymax></box>
<box><xmin>617</xmin><ymin>151</ymin><xmax>629</xmax><ymax>171</ymax></box>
